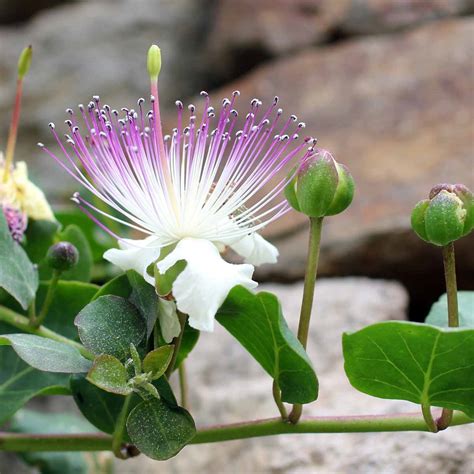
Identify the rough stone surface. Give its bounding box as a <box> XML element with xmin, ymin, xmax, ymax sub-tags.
<box><xmin>108</xmin><ymin>278</ymin><xmax>473</xmax><ymax>473</ymax></box>
<box><xmin>214</xmin><ymin>18</ymin><xmax>474</xmax><ymax>315</ymax></box>
<box><xmin>0</xmin><ymin>0</ymin><xmax>216</xmax><ymax>193</ymax></box>
<box><xmin>208</xmin><ymin>0</ymin><xmax>474</xmax><ymax>70</ymax></box>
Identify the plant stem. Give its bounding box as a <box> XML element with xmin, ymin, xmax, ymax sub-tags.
<box><xmin>165</xmin><ymin>311</ymin><xmax>187</xmax><ymax>378</ymax></box>
<box><xmin>179</xmin><ymin>361</ymin><xmax>188</xmax><ymax>409</ymax></box>
<box><xmin>111</xmin><ymin>394</ymin><xmax>132</xmax><ymax>459</ymax></box>
<box><xmin>289</xmin><ymin>216</ymin><xmax>323</xmax><ymax>424</ymax></box>
<box><xmin>0</xmin><ymin>304</ymin><xmax>93</xmax><ymax>359</ymax></box>
<box><xmin>0</xmin><ymin>412</ymin><xmax>471</xmax><ymax>452</ymax></box>
<box><xmin>272</xmin><ymin>380</ymin><xmax>288</xmax><ymax>420</ymax></box>
<box><xmin>32</xmin><ymin>271</ymin><xmax>60</xmax><ymax>328</ymax></box>
<box><xmin>421</xmin><ymin>403</ymin><xmax>438</xmax><ymax>433</ymax></box>
<box><xmin>437</xmin><ymin>242</ymin><xmax>459</xmax><ymax>430</ymax></box>
<box><xmin>2</xmin><ymin>78</ymin><xmax>23</xmax><ymax>182</ymax></box>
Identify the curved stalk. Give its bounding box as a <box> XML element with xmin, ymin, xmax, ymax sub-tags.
<box><xmin>289</xmin><ymin>217</ymin><xmax>323</xmax><ymax>423</ymax></box>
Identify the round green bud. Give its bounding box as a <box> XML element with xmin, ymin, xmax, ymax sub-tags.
<box><xmin>46</xmin><ymin>241</ymin><xmax>79</xmax><ymax>272</ymax></box>
<box><xmin>17</xmin><ymin>45</ymin><xmax>32</xmax><ymax>79</ymax></box>
<box><xmin>147</xmin><ymin>44</ymin><xmax>162</xmax><ymax>81</ymax></box>
<box><xmin>411</xmin><ymin>183</ymin><xmax>473</xmax><ymax>246</ymax></box>
<box><xmin>284</xmin><ymin>149</ymin><xmax>355</xmax><ymax>218</ymax></box>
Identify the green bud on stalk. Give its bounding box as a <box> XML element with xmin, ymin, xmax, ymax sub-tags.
<box><xmin>17</xmin><ymin>45</ymin><xmax>32</xmax><ymax>79</ymax></box>
<box><xmin>46</xmin><ymin>241</ymin><xmax>79</xmax><ymax>271</ymax></box>
<box><xmin>411</xmin><ymin>184</ymin><xmax>473</xmax><ymax>246</ymax></box>
<box><xmin>284</xmin><ymin>149</ymin><xmax>355</xmax><ymax>217</ymax></box>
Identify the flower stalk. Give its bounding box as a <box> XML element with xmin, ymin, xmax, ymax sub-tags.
<box><xmin>289</xmin><ymin>216</ymin><xmax>323</xmax><ymax>424</ymax></box>
<box><xmin>437</xmin><ymin>242</ymin><xmax>459</xmax><ymax>430</ymax></box>
<box><xmin>3</xmin><ymin>46</ymin><xmax>32</xmax><ymax>183</ymax></box>
<box><xmin>31</xmin><ymin>270</ymin><xmax>60</xmax><ymax>328</ymax></box>
<box><xmin>111</xmin><ymin>394</ymin><xmax>133</xmax><ymax>459</ymax></box>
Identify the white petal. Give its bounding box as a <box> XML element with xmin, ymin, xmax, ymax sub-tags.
<box><xmin>229</xmin><ymin>233</ymin><xmax>279</xmax><ymax>266</ymax></box>
<box><xmin>104</xmin><ymin>236</ymin><xmax>162</xmax><ymax>285</ymax></box>
<box><xmin>156</xmin><ymin>238</ymin><xmax>257</xmax><ymax>332</ymax></box>
<box><xmin>158</xmin><ymin>299</ymin><xmax>181</xmax><ymax>343</ymax></box>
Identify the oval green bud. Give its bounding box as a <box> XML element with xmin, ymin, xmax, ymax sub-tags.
<box><xmin>285</xmin><ymin>149</ymin><xmax>354</xmax><ymax>218</ymax></box>
<box><xmin>46</xmin><ymin>241</ymin><xmax>79</xmax><ymax>271</ymax></box>
<box><xmin>411</xmin><ymin>183</ymin><xmax>472</xmax><ymax>246</ymax></box>
<box><xmin>147</xmin><ymin>44</ymin><xmax>162</xmax><ymax>81</ymax></box>
<box><xmin>17</xmin><ymin>45</ymin><xmax>32</xmax><ymax>79</ymax></box>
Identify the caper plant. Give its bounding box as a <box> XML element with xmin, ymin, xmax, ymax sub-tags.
<box><xmin>0</xmin><ymin>45</ymin><xmax>472</xmax><ymax>467</ymax></box>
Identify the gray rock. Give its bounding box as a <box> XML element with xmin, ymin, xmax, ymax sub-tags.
<box><xmin>0</xmin><ymin>0</ymin><xmax>216</xmax><ymax>195</ymax></box>
<box><xmin>113</xmin><ymin>278</ymin><xmax>472</xmax><ymax>474</ymax></box>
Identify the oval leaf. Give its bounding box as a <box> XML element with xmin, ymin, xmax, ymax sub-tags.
<box><xmin>126</xmin><ymin>398</ymin><xmax>196</xmax><ymax>460</ymax></box>
<box><xmin>216</xmin><ymin>285</ymin><xmax>318</xmax><ymax>404</ymax></box>
<box><xmin>143</xmin><ymin>345</ymin><xmax>174</xmax><ymax>380</ymax></box>
<box><xmin>0</xmin><ymin>211</ymin><xmax>38</xmax><ymax>309</ymax></box>
<box><xmin>0</xmin><ymin>334</ymin><xmax>91</xmax><ymax>373</ymax></box>
<box><xmin>87</xmin><ymin>354</ymin><xmax>132</xmax><ymax>395</ymax></box>
<box><xmin>343</xmin><ymin>321</ymin><xmax>474</xmax><ymax>417</ymax></box>
<box><xmin>75</xmin><ymin>295</ymin><xmax>146</xmax><ymax>360</ymax></box>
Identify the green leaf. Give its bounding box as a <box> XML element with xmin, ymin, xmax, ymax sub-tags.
<box><xmin>75</xmin><ymin>295</ymin><xmax>146</xmax><ymax>360</ymax></box>
<box><xmin>128</xmin><ymin>271</ymin><xmax>158</xmax><ymax>337</ymax></box>
<box><xmin>425</xmin><ymin>292</ymin><xmax>474</xmax><ymax>328</ymax></box>
<box><xmin>92</xmin><ymin>273</ymin><xmax>131</xmax><ymax>300</ymax></box>
<box><xmin>23</xmin><ymin>219</ymin><xmax>60</xmax><ymax>263</ymax></box>
<box><xmin>126</xmin><ymin>398</ymin><xmax>196</xmax><ymax>460</ymax></box>
<box><xmin>0</xmin><ymin>211</ymin><xmax>38</xmax><ymax>309</ymax></box>
<box><xmin>0</xmin><ymin>334</ymin><xmax>92</xmax><ymax>373</ymax></box>
<box><xmin>55</xmin><ymin>207</ymin><xmax>116</xmax><ymax>263</ymax></box>
<box><xmin>10</xmin><ymin>409</ymin><xmax>102</xmax><ymax>474</ymax></box>
<box><xmin>86</xmin><ymin>354</ymin><xmax>132</xmax><ymax>395</ymax></box>
<box><xmin>175</xmin><ymin>323</ymin><xmax>199</xmax><ymax>369</ymax></box>
<box><xmin>216</xmin><ymin>286</ymin><xmax>318</xmax><ymax>404</ymax></box>
<box><xmin>143</xmin><ymin>345</ymin><xmax>174</xmax><ymax>380</ymax></box>
<box><xmin>0</xmin><ymin>323</ymin><xmax>70</xmax><ymax>424</ymax></box>
<box><xmin>70</xmin><ymin>374</ymin><xmax>177</xmax><ymax>440</ymax></box>
<box><xmin>343</xmin><ymin>321</ymin><xmax>474</xmax><ymax>417</ymax></box>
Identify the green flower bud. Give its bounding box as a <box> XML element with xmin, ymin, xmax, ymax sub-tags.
<box><xmin>46</xmin><ymin>241</ymin><xmax>79</xmax><ymax>271</ymax></box>
<box><xmin>17</xmin><ymin>45</ymin><xmax>32</xmax><ymax>79</ymax></box>
<box><xmin>284</xmin><ymin>149</ymin><xmax>355</xmax><ymax>218</ymax></box>
<box><xmin>411</xmin><ymin>183</ymin><xmax>473</xmax><ymax>246</ymax></box>
<box><xmin>147</xmin><ymin>44</ymin><xmax>162</xmax><ymax>81</ymax></box>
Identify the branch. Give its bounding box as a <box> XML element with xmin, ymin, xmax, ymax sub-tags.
<box><xmin>0</xmin><ymin>411</ymin><xmax>471</xmax><ymax>452</ymax></box>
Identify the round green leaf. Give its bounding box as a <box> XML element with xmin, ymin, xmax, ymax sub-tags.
<box><xmin>86</xmin><ymin>354</ymin><xmax>132</xmax><ymax>395</ymax></box>
<box><xmin>75</xmin><ymin>295</ymin><xmax>146</xmax><ymax>360</ymax></box>
<box><xmin>126</xmin><ymin>398</ymin><xmax>196</xmax><ymax>460</ymax></box>
<box><xmin>143</xmin><ymin>345</ymin><xmax>174</xmax><ymax>380</ymax></box>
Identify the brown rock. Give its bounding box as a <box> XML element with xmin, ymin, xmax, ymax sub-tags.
<box><xmin>212</xmin><ymin>18</ymin><xmax>474</xmax><ymax>315</ymax></box>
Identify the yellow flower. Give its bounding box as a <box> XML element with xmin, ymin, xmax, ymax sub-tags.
<box><xmin>0</xmin><ymin>154</ymin><xmax>54</xmax><ymax>222</ymax></box>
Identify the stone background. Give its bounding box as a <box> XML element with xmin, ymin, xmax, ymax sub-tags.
<box><xmin>0</xmin><ymin>1</ymin><xmax>473</xmax><ymax>472</ymax></box>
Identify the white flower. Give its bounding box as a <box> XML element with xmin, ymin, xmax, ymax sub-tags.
<box><xmin>42</xmin><ymin>88</ymin><xmax>315</xmax><ymax>332</ymax></box>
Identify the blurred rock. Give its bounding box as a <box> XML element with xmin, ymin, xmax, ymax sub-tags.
<box><xmin>0</xmin><ymin>0</ymin><xmax>216</xmax><ymax>192</ymax></box>
<box><xmin>0</xmin><ymin>0</ymin><xmax>74</xmax><ymax>25</ymax></box>
<box><xmin>213</xmin><ymin>18</ymin><xmax>474</xmax><ymax>316</ymax></box>
<box><xmin>339</xmin><ymin>0</ymin><xmax>474</xmax><ymax>35</ymax></box>
<box><xmin>207</xmin><ymin>0</ymin><xmax>473</xmax><ymax>80</ymax></box>
<box><xmin>114</xmin><ymin>279</ymin><xmax>473</xmax><ymax>473</ymax></box>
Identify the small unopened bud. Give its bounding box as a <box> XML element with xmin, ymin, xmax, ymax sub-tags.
<box><xmin>147</xmin><ymin>44</ymin><xmax>162</xmax><ymax>81</ymax></box>
<box><xmin>46</xmin><ymin>241</ymin><xmax>79</xmax><ymax>271</ymax></box>
<box><xmin>284</xmin><ymin>149</ymin><xmax>355</xmax><ymax>218</ymax></box>
<box><xmin>411</xmin><ymin>183</ymin><xmax>473</xmax><ymax>246</ymax></box>
<box><xmin>17</xmin><ymin>45</ymin><xmax>32</xmax><ymax>79</ymax></box>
